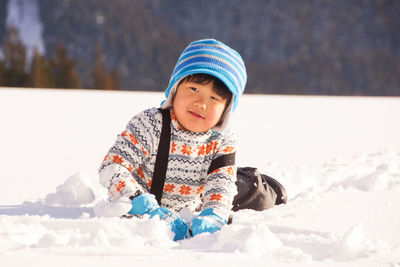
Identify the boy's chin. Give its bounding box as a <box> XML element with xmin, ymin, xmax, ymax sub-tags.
<box><xmin>178</xmin><ymin>121</ymin><xmax>211</xmax><ymax>133</ymax></box>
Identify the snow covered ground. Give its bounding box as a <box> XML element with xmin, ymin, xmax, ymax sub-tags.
<box><xmin>1</xmin><ymin>88</ymin><xmax>400</xmax><ymax>266</ymax></box>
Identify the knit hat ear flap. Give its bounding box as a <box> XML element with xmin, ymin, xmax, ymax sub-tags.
<box><xmin>160</xmin><ymin>77</ymin><xmax>182</xmax><ymax>111</ymax></box>
<box><xmin>213</xmin><ymin>97</ymin><xmax>234</xmax><ymax>132</ymax></box>
<box><xmin>161</xmin><ymin>39</ymin><xmax>247</xmax><ymax>131</ymax></box>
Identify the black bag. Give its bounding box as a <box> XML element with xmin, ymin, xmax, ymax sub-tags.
<box><xmin>152</xmin><ymin>108</ymin><xmax>287</xmax><ymax>212</ymax></box>
<box><xmin>232</xmin><ymin>167</ymin><xmax>287</xmax><ymax>211</ymax></box>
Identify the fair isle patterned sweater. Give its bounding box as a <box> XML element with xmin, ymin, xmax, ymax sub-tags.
<box><xmin>99</xmin><ymin>107</ymin><xmax>237</xmax><ymax>219</ymax></box>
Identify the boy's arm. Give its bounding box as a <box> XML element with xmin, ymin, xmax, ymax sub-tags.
<box><xmin>201</xmin><ymin>130</ymin><xmax>238</xmax><ymax>220</ymax></box>
<box><xmin>99</xmin><ymin>109</ymin><xmax>158</xmax><ymax>201</ymax></box>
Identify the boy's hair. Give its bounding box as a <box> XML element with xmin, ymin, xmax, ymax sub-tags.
<box><xmin>178</xmin><ymin>73</ymin><xmax>232</xmax><ymax>102</ymax></box>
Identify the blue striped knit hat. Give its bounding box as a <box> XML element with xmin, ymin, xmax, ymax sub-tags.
<box><xmin>161</xmin><ymin>39</ymin><xmax>247</xmax><ymax>131</ymax></box>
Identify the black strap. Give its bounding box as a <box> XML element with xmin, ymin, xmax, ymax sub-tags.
<box><xmin>150</xmin><ymin>108</ymin><xmax>171</xmax><ymax>204</ymax></box>
<box><xmin>151</xmin><ymin>108</ymin><xmax>236</xmax><ymax>203</ymax></box>
<box><xmin>207</xmin><ymin>152</ymin><xmax>236</xmax><ymax>174</ymax></box>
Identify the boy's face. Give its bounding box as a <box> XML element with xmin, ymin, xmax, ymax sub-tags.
<box><xmin>173</xmin><ymin>80</ymin><xmax>228</xmax><ymax>133</ymax></box>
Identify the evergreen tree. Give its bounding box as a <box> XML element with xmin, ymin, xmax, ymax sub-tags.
<box><xmin>91</xmin><ymin>46</ymin><xmax>108</xmax><ymax>89</ymax></box>
<box><xmin>1</xmin><ymin>26</ymin><xmax>30</xmax><ymax>87</ymax></box>
<box><xmin>30</xmin><ymin>48</ymin><xmax>54</xmax><ymax>88</ymax></box>
<box><xmin>50</xmin><ymin>43</ymin><xmax>81</xmax><ymax>89</ymax></box>
<box><xmin>91</xmin><ymin>45</ymin><xmax>119</xmax><ymax>90</ymax></box>
<box><xmin>0</xmin><ymin>61</ymin><xmax>3</xmax><ymax>85</ymax></box>
<box><xmin>107</xmin><ymin>68</ymin><xmax>119</xmax><ymax>90</ymax></box>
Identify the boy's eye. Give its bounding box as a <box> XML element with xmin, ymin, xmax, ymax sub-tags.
<box><xmin>190</xmin><ymin>87</ymin><xmax>199</xmax><ymax>92</ymax></box>
<box><xmin>210</xmin><ymin>96</ymin><xmax>221</xmax><ymax>102</ymax></box>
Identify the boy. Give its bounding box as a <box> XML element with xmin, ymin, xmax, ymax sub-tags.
<box><xmin>99</xmin><ymin>39</ymin><xmax>247</xmax><ymax>241</ymax></box>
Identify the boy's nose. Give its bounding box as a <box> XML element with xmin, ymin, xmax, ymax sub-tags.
<box><xmin>194</xmin><ymin>101</ymin><xmax>206</xmax><ymax>110</ymax></box>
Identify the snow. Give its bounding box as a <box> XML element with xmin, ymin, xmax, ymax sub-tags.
<box><xmin>1</xmin><ymin>87</ymin><xmax>400</xmax><ymax>266</ymax></box>
<box><xmin>44</xmin><ymin>172</ymin><xmax>95</xmax><ymax>207</ymax></box>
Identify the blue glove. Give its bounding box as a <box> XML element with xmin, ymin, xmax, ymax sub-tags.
<box><xmin>128</xmin><ymin>194</ymin><xmax>189</xmax><ymax>241</ymax></box>
<box><xmin>148</xmin><ymin>206</ymin><xmax>189</xmax><ymax>241</ymax></box>
<box><xmin>128</xmin><ymin>193</ymin><xmax>159</xmax><ymax>216</ymax></box>
<box><xmin>190</xmin><ymin>208</ymin><xmax>227</xmax><ymax>237</ymax></box>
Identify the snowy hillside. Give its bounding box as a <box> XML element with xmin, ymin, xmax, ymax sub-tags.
<box><xmin>1</xmin><ymin>88</ymin><xmax>400</xmax><ymax>266</ymax></box>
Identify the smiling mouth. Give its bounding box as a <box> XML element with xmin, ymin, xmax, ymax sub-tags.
<box><xmin>188</xmin><ymin>111</ymin><xmax>205</xmax><ymax>119</ymax></box>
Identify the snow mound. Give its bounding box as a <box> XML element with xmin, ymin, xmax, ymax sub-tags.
<box><xmin>0</xmin><ymin>215</ymin><xmax>176</xmax><ymax>253</ymax></box>
<box><xmin>263</xmin><ymin>147</ymin><xmax>400</xmax><ymax>200</ymax></box>
<box><xmin>44</xmin><ymin>172</ymin><xmax>95</xmax><ymax>207</ymax></box>
<box><xmin>93</xmin><ymin>197</ymin><xmax>132</xmax><ymax>217</ymax></box>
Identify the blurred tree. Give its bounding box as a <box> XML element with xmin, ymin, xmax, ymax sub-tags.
<box><xmin>1</xmin><ymin>26</ymin><xmax>30</xmax><ymax>87</ymax></box>
<box><xmin>91</xmin><ymin>45</ymin><xmax>118</xmax><ymax>90</ymax></box>
<box><xmin>50</xmin><ymin>43</ymin><xmax>81</xmax><ymax>89</ymax></box>
<box><xmin>0</xmin><ymin>61</ymin><xmax>3</xmax><ymax>85</ymax></box>
<box><xmin>91</xmin><ymin>46</ymin><xmax>107</xmax><ymax>89</ymax></box>
<box><xmin>0</xmin><ymin>1</ymin><xmax>7</xmax><ymax>45</ymax></box>
<box><xmin>30</xmin><ymin>48</ymin><xmax>55</xmax><ymax>88</ymax></box>
<box><xmin>108</xmin><ymin>68</ymin><xmax>119</xmax><ymax>90</ymax></box>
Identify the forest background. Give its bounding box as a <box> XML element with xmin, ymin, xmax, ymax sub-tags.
<box><xmin>0</xmin><ymin>0</ymin><xmax>399</xmax><ymax>96</ymax></box>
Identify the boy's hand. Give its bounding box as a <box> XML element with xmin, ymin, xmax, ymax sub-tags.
<box><xmin>128</xmin><ymin>193</ymin><xmax>159</xmax><ymax>215</ymax></box>
<box><xmin>190</xmin><ymin>208</ymin><xmax>227</xmax><ymax>237</ymax></box>
<box><xmin>128</xmin><ymin>193</ymin><xmax>189</xmax><ymax>241</ymax></box>
<box><xmin>148</xmin><ymin>207</ymin><xmax>189</xmax><ymax>241</ymax></box>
